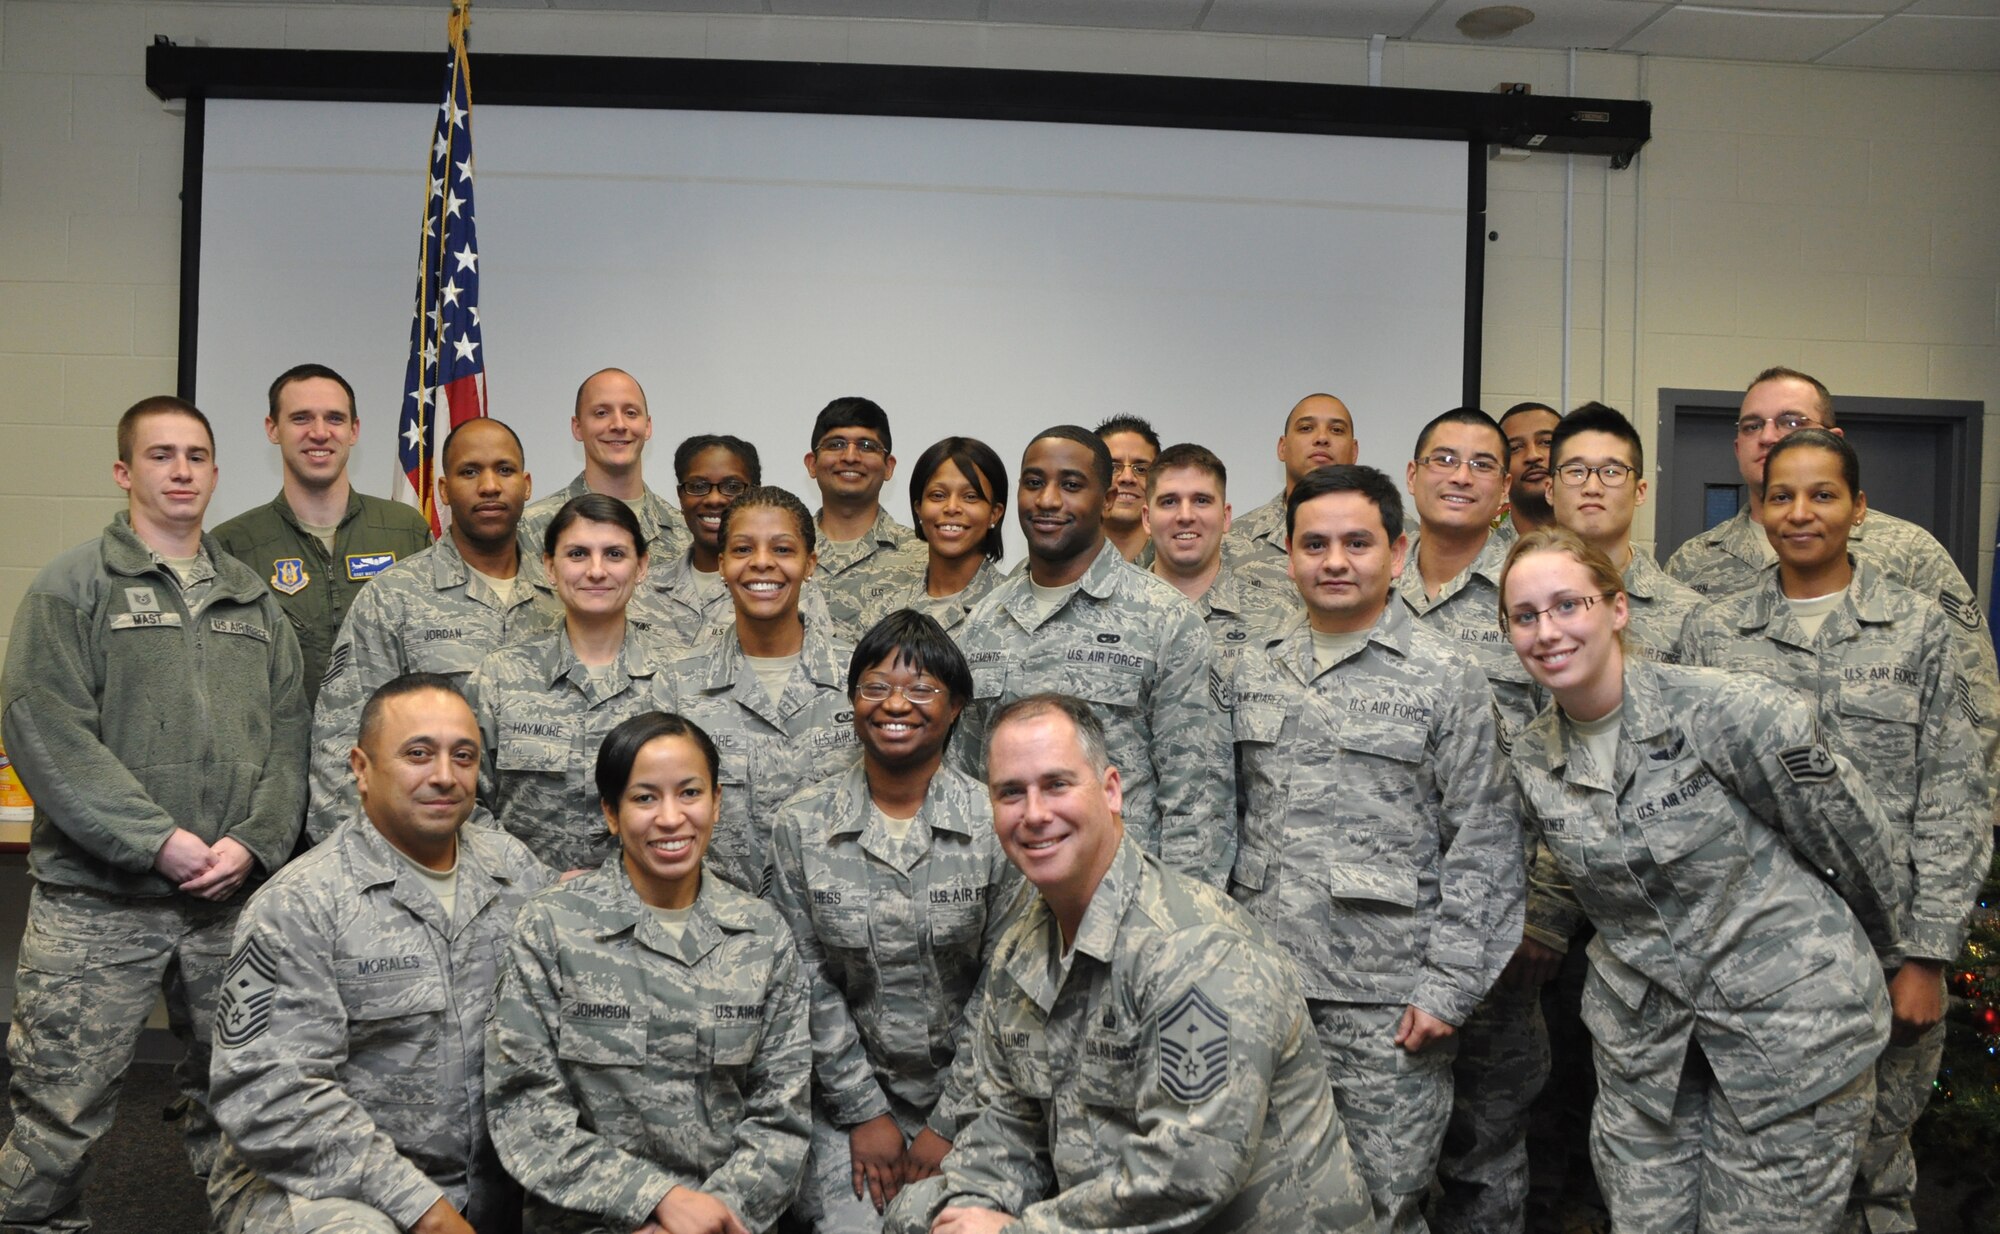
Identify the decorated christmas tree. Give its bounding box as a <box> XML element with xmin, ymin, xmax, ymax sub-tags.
<box><xmin>1916</xmin><ymin>842</ymin><xmax>2000</xmax><ymax>1232</ymax></box>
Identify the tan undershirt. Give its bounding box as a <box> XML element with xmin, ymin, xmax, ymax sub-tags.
<box><xmin>298</xmin><ymin>519</ymin><xmax>341</xmax><ymax>557</ymax></box>
<box><xmin>1312</xmin><ymin>627</ymin><xmax>1372</xmax><ymax>674</ymax></box>
<box><xmin>470</xmin><ymin>565</ymin><xmax>518</xmax><ymax>608</ymax></box>
<box><xmin>1565</xmin><ymin>703</ymin><xmax>1624</xmax><ymax>780</ymax></box>
<box><xmin>1785</xmin><ymin>589</ymin><xmax>1846</xmax><ymax>640</ymax></box>
<box><xmin>647</xmin><ymin>902</ymin><xmax>695</xmax><ymax>944</ymax></box>
<box><xmin>389</xmin><ymin>841</ymin><xmax>460</xmax><ymax>921</ymax></box>
<box><xmin>746</xmin><ymin>653</ymin><xmax>799</xmax><ymax>706</ymax></box>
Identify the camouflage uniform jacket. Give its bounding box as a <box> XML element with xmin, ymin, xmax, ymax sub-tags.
<box><xmin>904</xmin><ymin>837</ymin><xmax>1374</xmax><ymax>1234</ymax></box>
<box><xmin>1</xmin><ymin>514</ymin><xmax>308</xmax><ymax>896</ymax></box>
<box><xmin>485</xmin><ymin>860</ymin><xmax>812</xmax><ymax>1234</ymax></box>
<box><xmin>766</xmin><ymin>762</ymin><xmax>1022</xmax><ymax>1138</ymax></box>
<box><xmin>1672</xmin><ymin>507</ymin><xmax>2000</xmax><ymax>813</ymax></box>
<box><xmin>812</xmin><ymin>509</ymin><xmax>924</xmax><ymax>639</ymax></box>
<box><xmin>625</xmin><ymin>545</ymin><xmax>837</xmax><ymax>651</ymax></box>
<box><xmin>1621</xmin><ymin>550</ymin><xmax>1704</xmax><ymax>666</ymax></box>
<box><xmin>208</xmin><ymin>818</ymin><xmax>551</xmax><ymax>1227</ymax></box>
<box><xmin>466</xmin><ymin>623</ymin><xmax>676</xmax><ymax>872</ymax></box>
<box><xmin>657</xmin><ymin>620</ymin><xmax>860</xmax><ymax>894</ymax></box>
<box><xmin>1229</xmin><ymin>604</ymin><xmax>1523</xmax><ymax>1024</ymax></box>
<box><xmin>855</xmin><ymin>556</ymin><xmax>1006</xmax><ymax>643</ymax></box>
<box><xmin>953</xmin><ymin>541</ymin><xmax>1235</xmax><ymax>887</ymax></box>
<box><xmin>213</xmin><ymin>489</ymin><xmax>434</xmax><ymax>708</ymax></box>
<box><xmin>307</xmin><ymin>534</ymin><xmax>564</xmax><ymax>841</ymax></box>
<box><xmin>1185</xmin><ymin>557</ymin><xmax>1299</xmax><ymax>688</ymax></box>
<box><xmin>1678</xmin><ymin>560</ymin><xmax>1991</xmax><ymax>962</ymax></box>
<box><xmin>1222</xmin><ymin>491</ymin><xmax>1288</xmax><ymax>570</ymax></box>
<box><xmin>1510</xmin><ymin>659</ymin><xmax>1904</xmax><ymax>1130</ymax></box>
<box><xmin>1396</xmin><ymin>531</ymin><xmax>1541</xmax><ymax>734</ymax></box>
<box><xmin>518</xmin><ymin>472</ymin><xmax>690</xmax><ymax>566</ymax></box>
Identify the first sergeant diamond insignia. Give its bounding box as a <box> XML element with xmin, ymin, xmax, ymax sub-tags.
<box><xmin>1157</xmin><ymin>984</ymin><xmax>1231</xmax><ymax>1104</ymax></box>
<box><xmin>215</xmin><ymin>935</ymin><xmax>279</xmax><ymax>1048</ymax></box>
<box><xmin>1778</xmin><ymin>743</ymin><xmax>1838</xmax><ymax>783</ymax></box>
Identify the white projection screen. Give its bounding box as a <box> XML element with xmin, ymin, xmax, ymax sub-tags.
<box><xmin>193</xmin><ymin>94</ymin><xmax>1472</xmax><ymax>550</ymax></box>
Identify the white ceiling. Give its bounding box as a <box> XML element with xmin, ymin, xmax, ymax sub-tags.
<box><xmin>176</xmin><ymin>0</ymin><xmax>2000</xmax><ymax>70</ymax></box>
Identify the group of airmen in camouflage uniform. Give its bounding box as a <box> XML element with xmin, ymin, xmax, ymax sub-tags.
<box><xmin>1</xmin><ymin>360</ymin><xmax>1992</xmax><ymax>1234</ymax></box>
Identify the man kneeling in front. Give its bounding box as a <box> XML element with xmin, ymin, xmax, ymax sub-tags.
<box><xmin>885</xmin><ymin>693</ymin><xmax>1373</xmax><ymax>1234</ymax></box>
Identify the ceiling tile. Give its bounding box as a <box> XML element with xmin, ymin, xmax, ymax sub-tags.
<box><xmin>1619</xmin><ymin>7</ymin><xmax>1876</xmax><ymax>60</ymax></box>
<box><xmin>987</xmin><ymin>0</ymin><xmax>1207</xmax><ymax>30</ymax></box>
<box><xmin>1817</xmin><ymin>13</ymin><xmax>2000</xmax><ymax>69</ymax></box>
<box><xmin>1200</xmin><ymin>0</ymin><xmax>1440</xmax><ymax>40</ymax></box>
<box><xmin>771</xmin><ymin>0</ymin><xmax>986</xmax><ymax>17</ymax></box>
<box><xmin>1406</xmin><ymin>0</ymin><xmax>1666</xmax><ymax>50</ymax></box>
<box><xmin>1665</xmin><ymin>0</ymin><xmax>1889</xmax><ymax>12</ymax></box>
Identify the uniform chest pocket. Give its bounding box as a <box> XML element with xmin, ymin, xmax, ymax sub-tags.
<box><xmin>1232</xmin><ymin>703</ymin><xmax>1289</xmax><ymax>747</ymax></box>
<box><xmin>711</xmin><ymin>734</ymin><xmax>752</xmax><ymax>788</ymax></box>
<box><xmin>403</xmin><ymin>632</ymin><xmax>483</xmax><ymax>676</ymax></box>
<box><xmin>927</xmin><ymin>883</ymin><xmax>987</xmax><ymax>950</ymax></box>
<box><xmin>336</xmin><ymin>972</ymin><xmax>447</xmax><ymax>1103</ymax></box>
<box><xmin>1064</xmin><ymin>659</ymin><xmax>1149</xmax><ymax>710</ymax></box>
<box><xmin>969</xmin><ymin>660</ymin><xmax>1008</xmax><ymax>702</ymax></box>
<box><xmin>1074</xmin><ymin>1022</ymin><xmax>1149</xmax><ymax>1109</ymax></box>
<box><xmin>1338</xmin><ymin>720</ymin><xmax>1426</xmax><ymax>765</ymax></box>
<box><xmin>497</xmin><ymin>728</ymin><xmax>570</xmax><ymax>775</ymax></box>
<box><xmin>556</xmin><ymin>1008</ymin><xmax>648</xmax><ymax>1067</ymax></box>
<box><xmin>700</xmin><ymin>1020</ymin><xmax>763</xmax><ymax>1069</ymax></box>
<box><xmin>1838</xmin><ymin>680</ymin><xmax>1921</xmax><ymax>769</ymax></box>
<box><xmin>813</xmin><ymin>900</ymin><xmax>872</xmax><ymax>951</ymax></box>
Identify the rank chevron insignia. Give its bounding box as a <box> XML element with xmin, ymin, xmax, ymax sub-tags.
<box><xmin>215</xmin><ymin>936</ymin><xmax>279</xmax><ymax>1048</ymax></box>
<box><xmin>1158</xmin><ymin>984</ymin><xmax>1231</xmax><ymax>1103</ymax></box>
<box><xmin>1778</xmin><ymin>743</ymin><xmax>1838</xmax><ymax>783</ymax></box>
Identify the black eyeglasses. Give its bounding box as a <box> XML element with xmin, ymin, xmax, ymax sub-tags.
<box><xmin>680</xmin><ymin>478</ymin><xmax>749</xmax><ymax>498</ymax></box>
<box><xmin>1553</xmin><ymin>463</ymin><xmax>1637</xmax><ymax>487</ymax></box>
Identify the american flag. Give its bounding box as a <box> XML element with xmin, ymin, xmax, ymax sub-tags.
<box><xmin>394</xmin><ymin>0</ymin><xmax>487</xmax><ymax>537</ymax></box>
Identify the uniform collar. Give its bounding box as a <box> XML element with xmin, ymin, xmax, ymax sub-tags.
<box><xmin>1270</xmin><ymin>598</ymin><xmax>1409</xmax><ymax>683</ymax></box>
<box><xmin>695</xmin><ymin>617</ymin><xmax>847</xmax><ymax>718</ymax></box>
<box><xmin>1397</xmin><ymin>529</ymin><xmax>1507</xmax><ymax>612</ymax></box>
<box><xmin>537</xmin><ymin>622</ymin><xmax>660</xmax><ymax>693</ymax></box>
<box><xmin>823</xmin><ymin>760</ymin><xmax>979</xmax><ymax>844</ymax></box>
<box><xmin>1621</xmin><ymin>550</ymin><xmax>1672</xmax><ymax>601</ymax></box>
<box><xmin>1002</xmin><ymin>833</ymin><xmax>1142</xmax><ymax>1015</ymax></box>
<box><xmin>816</xmin><ymin>506</ymin><xmax>907</xmax><ymax>550</ymax></box>
<box><xmin>103</xmin><ymin>514</ymin><xmax>264</xmax><ymax>604</ymax></box>
<box><xmin>1733</xmin><ymin>555</ymin><xmax>1886</xmax><ymax>645</ymax></box>
<box><xmin>272</xmin><ymin>487</ymin><xmax>364</xmax><ymax>532</ymax></box>
<box><xmin>579</xmin><ymin>857</ymin><xmax>758</xmax><ymax>965</ymax></box>
<box><xmin>338</xmin><ymin>814</ymin><xmax>505</xmax><ymax>939</ymax></box>
<box><xmin>556</xmin><ymin>471</ymin><xmax>677</xmax><ymax>550</ymax></box>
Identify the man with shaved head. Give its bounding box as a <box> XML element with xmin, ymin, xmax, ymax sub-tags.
<box><xmin>308</xmin><ymin>418</ymin><xmax>561</xmax><ymax>842</ymax></box>
<box><xmin>1224</xmin><ymin>393</ymin><xmax>1361</xmax><ymax>572</ymax></box>
<box><xmin>517</xmin><ymin>368</ymin><xmax>692</xmax><ymax>571</ymax></box>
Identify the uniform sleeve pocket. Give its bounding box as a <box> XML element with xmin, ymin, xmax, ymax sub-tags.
<box><xmin>1322</xmin><ymin>861</ymin><xmax>1419</xmax><ymax>908</ymax></box>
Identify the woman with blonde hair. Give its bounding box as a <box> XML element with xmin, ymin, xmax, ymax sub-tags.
<box><xmin>1499</xmin><ymin>526</ymin><xmax>1903</xmax><ymax>1233</ymax></box>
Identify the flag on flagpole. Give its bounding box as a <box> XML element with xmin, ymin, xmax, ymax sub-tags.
<box><xmin>394</xmin><ymin>0</ymin><xmax>487</xmax><ymax>537</ymax></box>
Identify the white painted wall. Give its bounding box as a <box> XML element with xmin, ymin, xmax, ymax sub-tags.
<box><xmin>3</xmin><ymin>0</ymin><xmax>1997</xmax><ymax>683</ymax></box>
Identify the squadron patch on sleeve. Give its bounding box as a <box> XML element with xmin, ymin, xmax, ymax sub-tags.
<box><xmin>1778</xmin><ymin>743</ymin><xmax>1838</xmax><ymax>784</ymax></box>
<box><xmin>214</xmin><ymin>936</ymin><xmax>279</xmax><ymax>1049</ymax></box>
<box><xmin>1157</xmin><ymin>984</ymin><xmax>1231</xmax><ymax>1104</ymax></box>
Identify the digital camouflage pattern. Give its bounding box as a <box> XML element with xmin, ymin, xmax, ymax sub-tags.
<box><xmin>206</xmin><ymin>818</ymin><xmax>551</xmax><ymax>1232</ymax></box>
<box><xmin>1511</xmin><ymin>660</ymin><xmax>1902</xmax><ymax>1140</ymax></box>
<box><xmin>1620</xmin><ymin>551</ymin><xmax>1703</xmax><ymax>666</ymax></box>
<box><xmin>515</xmin><ymin>473</ymin><xmax>691</xmax><ymax>587</ymax></box>
<box><xmin>1664</xmin><ymin>504</ymin><xmax>2000</xmax><ymax>810</ymax></box>
<box><xmin>1231</xmin><ymin>603</ymin><xmax>1524</xmax><ymax>1234</ymax></box>
<box><xmin>854</xmin><ymin>555</ymin><xmax>1005</xmax><ymax>644</ymax></box>
<box><xmin>1590</xmin><ymin>1047</ymin><xmax>1874</xmax><ymax>1234</ymax></box>
<box><xmin>465</xmin><ymin>624</ymin><xmax>676</xmax><ymax>873</ymax></box>
<box><xmin>1395</xmin><ymin>532</ymin><xmax>1541</xmax><ymax>736</ymax></box>
<box><xmin>656</xmin><ymin>619</ymin><xmax>860</xmax><ymax>895</ymax></box>
<box><xmin>812</xmin><ymin>510</ymin><xmax>923</xmax><ymax>640</ymax></box>
<box><xmin>882</xmin><ymin>838</ymin><xmax>1375</xmax><ymax>1234</ymax></box>
<box><xmin>0</xmin><ymin>887</ymin><xmax>239</xmax><ymax>1231</ymax></box>
<box><xmin>1678</xmin><ymin>561</ymin><xmax>1990</xmax><ymax>963</ymax></box>
<box><xmin>1229</xmin><ymin>603</ymin><xmax>1522</xmax><ymax>1024</ymax></box>
<box><xmin>1677</xmin><ymin>562</ymin><xmax>1991</xmax><ymax>1234</ymax></box>
<box><xmin>952</xmin><ymin>541</ymin><xmax>1235</xmax><ymax>886</ymax></box>
<box><xmin>1185</xmin><ymin>557</ymin><xmax>1298</xmax><ymax>689</ymax></box>
<box><xmin>1222</xmin><ymin>491</ymin><xmax>1288</xmax><ymax>571</ymax></box>
<box><xmin>766</xmin><ymin>762</ymin><xmax>1023</xmax><ymax>1230</ymax></box>
<box><xmin>485</xmin><ymin>860</ymin><xmax>812</xmax><ymax>1234</ymax></box>
<box><xmin>307</xmin><ymin>535</ymin><xmax>564</xmax><ymax>841</ymax></box>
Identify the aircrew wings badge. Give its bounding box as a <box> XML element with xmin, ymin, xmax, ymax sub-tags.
<box><xmin>1158</xmin><ymin>984</ymin><xmax>1231</xmax><ymax>1104</ymax></box>
<box><xmin>215</xmin><ymin>936</ymin><xmax>279</xmax><ymax>1048</ymax></box>
<box><xmin>1779</xmin><ymin>743</ymin><xmax>1838</xmax><ymax>783</ymax></box>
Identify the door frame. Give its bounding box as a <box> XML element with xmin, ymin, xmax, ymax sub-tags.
<box><xmin>1655</xmin><ymin>387</ymin><xmax>1985</xmax><ymax>582</ymax></box>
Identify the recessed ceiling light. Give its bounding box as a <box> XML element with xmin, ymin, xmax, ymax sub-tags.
<box><xmin>1458</xmin><ymin>5</ymin><xmax>1536</xmax><ymax>39</ymax></box>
